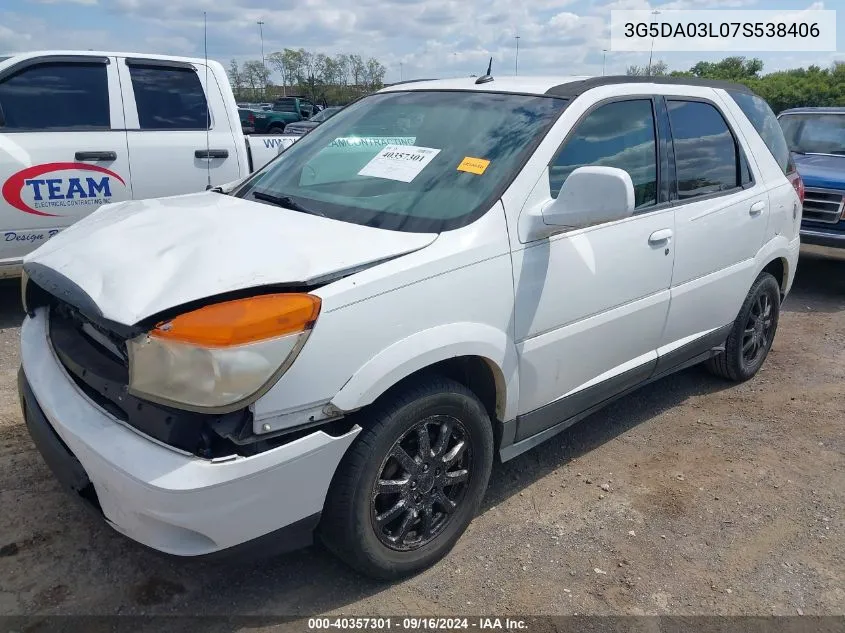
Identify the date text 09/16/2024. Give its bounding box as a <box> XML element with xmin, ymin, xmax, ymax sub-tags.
<box><xmin>307</xmin><ymin>617</ymin><xmax>528</xmax><ymax>630</ymax></box>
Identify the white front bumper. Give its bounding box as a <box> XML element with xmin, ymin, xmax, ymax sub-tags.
<box><xmin>20</xmin><ymin>309</ymin><xmax>359</xmax><ymax>556</ymax></box>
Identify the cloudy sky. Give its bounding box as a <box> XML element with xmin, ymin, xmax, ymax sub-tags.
<box><xmin>1</xmin><ymin>0</ymin><xmax>842</xmax><ymax>83</ymax></box>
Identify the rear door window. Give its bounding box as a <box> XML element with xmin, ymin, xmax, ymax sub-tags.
<box><xmin>128</xmin><ymin>65</ymin><xmax>209</xmax><ymax>130</ymax></box>
<box><xmin>667</xmin><ymin>100</ymin><xmax>746</xmax><ymax>200</ymax></box>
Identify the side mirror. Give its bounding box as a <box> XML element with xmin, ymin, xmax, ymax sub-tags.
<box><xmin>543</xmin><ymin>166</ymin><xmax>635</xmax><ymax>229</ymax></box>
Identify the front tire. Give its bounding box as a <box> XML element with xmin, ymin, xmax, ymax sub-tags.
<box><xmin>707</xmin><ymin>272</ymin><xmax>781</xmax><ymax>382</ymax></box>
<box><xmin>319</xmin><ymin>376</ymin><xmax>494</xmax><ymax>580</ymax></box>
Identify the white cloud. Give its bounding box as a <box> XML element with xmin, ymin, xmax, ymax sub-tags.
<box><xmin>1</xmin><ymin>0</ymin><xmax>838</xmax><ymax>83</ymax></box>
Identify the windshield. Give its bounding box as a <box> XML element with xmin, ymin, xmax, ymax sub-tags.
<box><xmin>311</xmin><ymin>107</ymin><xmax>341</xmax><ymax>122</ymax></box>
<box><xmin>779</xmin><ymin>113</ymin><xmax>845</xmax><ymax>155</ymax></box>
<box><xmin>236</xmin><ymin>90</ymin><xmax>568</xmax><ymax>232</ymax></box>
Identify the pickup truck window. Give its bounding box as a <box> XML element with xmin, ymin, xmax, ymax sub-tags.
<box><xmin>237</xmin><ymin>90</ymin><xmax>568</xmax><ymax>233</ymax></box>
<box><xmin>129</xmin><ymin>66</ymin><xmax>209</xmax><ymax>130</ymax></box>
<box><xmin>668</xmin><ymin>100</ymin><xmax>743</xmax><ymax>200</ymax></box>
<box><xmin>779</xmin><ymin>113</ymin><xmax>845</xmax><ymax>156</ymax></box>
<box><xmin>0</xmin><ymin>62</ymin><xmax>109</xmax><ymax>130</ymax></box>
<box><xmin>549</xmin><ymin>99</ymin><xmax>657</xmax><ymax>209</ymax></box>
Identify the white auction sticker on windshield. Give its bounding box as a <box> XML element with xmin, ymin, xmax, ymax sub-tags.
<box><xmin>357</xmin><ymin>145</ymin><xmax>441</xmax><ymax>183</ymax></box>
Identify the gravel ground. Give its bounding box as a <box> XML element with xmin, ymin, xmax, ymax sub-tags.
<box><xmin>0</xmin><ymin>249</ymin><xmax>842</xmax><ymax>622</ymax></box>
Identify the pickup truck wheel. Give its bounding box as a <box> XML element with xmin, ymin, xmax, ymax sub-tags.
<box><xmin>319</xmin><ymin>376</ymin><xmax>493</xmax><ymax>580</ymax></box>
<box><xmin>707</xmin><ymin>272</ymin><xmax>780</xmax><ymax>382</ymax></box>
<box><xmin>268</xmin><ymin>123</ymin><xmax>285</xmax><ymax>133</ymax></box>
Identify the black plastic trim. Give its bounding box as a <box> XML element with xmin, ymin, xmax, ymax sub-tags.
<box><xmin>545</xmin><ymin>76</ymin><xmax>756</xmax><ymax>98</ymax></box>
<box><xmin>500</xmin><ymin>325</ymin><xmax>732</xmax><ymax>461</ymax></box>
<box><xmin>513</xmin><ymin>360</ymin><xmax>656</xmax><ymax>443</ymax></box>
<box><xmin>195</xmin><ymin>149</ymin><xmax>229</xmax><ymax>159</ymax></box>
<box><xmin>652</xmin><ymin>324</ymin><xmax>731</xmax><ymax>377</ymax></box>
<box><xmin>125</xmin><ymin>57</ymin><xmax>195</xmax><ymax>71</ymax></box>
<box><xmin>655</xmin><ymin>96</ymin><xmax>677</xmax><ymax>203</ymax></box>
<box><xmin>0</xmin><ymin>55</ymin><xmax>109</xmax><ymax>84</ymax></box>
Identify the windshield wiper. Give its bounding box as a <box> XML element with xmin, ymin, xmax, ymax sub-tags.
<box><xmin>251</xmin><ymin>191</ymin><xmax>326</xmax><ymax>217</ymax></box>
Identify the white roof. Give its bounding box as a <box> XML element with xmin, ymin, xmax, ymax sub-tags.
<box><xmin>380</xmin><ymin>76</ymin><xmax>593</xmax><ymax>96</ymax></box>
<box><xmin>0</xmin><ymin>50</ymin><xmax>216</xmax><ymax>66</ymax></box>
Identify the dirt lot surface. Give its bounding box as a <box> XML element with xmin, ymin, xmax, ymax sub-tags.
<box><xmin>0</xmin><ymin>250</ymin><xmax>843</xmax><ymax>624</ymax></box>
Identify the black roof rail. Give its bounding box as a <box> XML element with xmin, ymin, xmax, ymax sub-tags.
<box><xmin>383</xmin><ymin>78</ymin><xmax>439</xmax><ymax>87</ymax></box>
<box><xmin>545</xmin><ymin>75</ymin><xmax>756</xmax><ymax>98</ymax></box>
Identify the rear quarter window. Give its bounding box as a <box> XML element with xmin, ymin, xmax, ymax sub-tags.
<box><xmin>729</xmin><ymin>90</ymin><xmax>792</xmax><ymax>175</ymax></box>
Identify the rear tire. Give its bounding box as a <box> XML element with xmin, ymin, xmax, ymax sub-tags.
<box><xmin>319</xmin><ymin>376</ymin><xmax>494</xmax><ymax>580</ymax></box>
<box><xmin>707</xmin><ymin>272</ymin><xmax>781</xmax><ymax>382</ymax></box>
<box><xmin>268</xmin><ymin>123</ymin><xmax>285</xmax><ymax>133</ymax></box>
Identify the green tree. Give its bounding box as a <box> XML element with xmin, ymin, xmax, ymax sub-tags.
<box><xmin>267</xmin><ymin>48</ymin><xmax>303</xmax><ymax>97</ymax></box>
<box><xmin>688</xmin><ymin>56</ymin><xmax>763</xmax><ymax>81</ymax></box>
<box><xmin>228</xmin><ymin>59</ymin><xmax>245</xmax><ymax>100</ymax></box>
<box><xmin>242</xmin><ymin>60</ymin><xmax>270</xmax><ymax>99</ymax></box>
<box><xmin>365</xmin><ymin>57</ymin><xmax>386</xmax><ymax>91</ymax></box>
<box><xmin>626</xmin><ymin>60</ymin><xmax>668</xmax><ymax>76</ymax></box>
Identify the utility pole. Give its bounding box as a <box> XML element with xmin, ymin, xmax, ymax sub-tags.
<box><xmin>647</xmin><ymin>10</ymin><xmax>659</xmax><ymax>75</ymax></box>
<box><xmin>257</xmin><ymin>20</ymin><xmax>266</xmax><ymax>98</ymax></box>
<box><xmin>602</xmin><ymin>49</ymin><xmax>607</xmax><ymax>76</ymax></box>
<box><xmin>514</xmin><ymin>34</ymin><xmax>521</xmax><ymax>76</ymax></box>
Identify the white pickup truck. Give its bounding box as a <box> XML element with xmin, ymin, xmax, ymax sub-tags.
<box><xmin>0</xmin><ymin>50</ymin><xmax>296</xmax><ymax>277</ymax></box>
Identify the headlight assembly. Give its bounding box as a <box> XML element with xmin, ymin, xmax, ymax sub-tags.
<box><xmin>127</xmin><ymin>293</ymin><xmax>320</xmax><ymax>413</ymax></box>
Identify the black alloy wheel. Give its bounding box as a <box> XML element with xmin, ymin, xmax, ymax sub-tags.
<box><xmin>741</xmin><ymin>290</ymin><xmax>775</xmax><ymax>370</ymax></box>
<box><xmin>320</xmin><ymin>376</ymin><xmax>494</xmax><ymax>579</ymax></box>
<box><xmin>707</xmin><ymin>272</ymin><xmax>781</xmax><ymax>382</ymax></box>
<box><xmin>371</xmin><ymin>415</ymin><xmax>471</xmax><ymax>551</ymax></box>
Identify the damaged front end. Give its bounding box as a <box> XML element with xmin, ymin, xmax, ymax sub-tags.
<box><xmin>23</xmin><ymin>272</ymin><xmax>355</xmax><ymax>460</ymax></box>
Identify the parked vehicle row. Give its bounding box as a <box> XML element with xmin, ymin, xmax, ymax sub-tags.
<box><xmin>0</xmin><ymin>51</ymin><xmax>290</xmax><ymax>277</ymax></box>
<box><xmin>18</xmin><ymin>72</ymin><xmax>801</xmax><ymax>579</ymax></box>
<box><xmin>238</xmin><ymin>102</ymin><xmax>272</xmax><ymax>111</ymax></box>
<box><xmin>283</xmin><ymin>106</ymin><xmax>343</xmax><ymax>137</ymax></box>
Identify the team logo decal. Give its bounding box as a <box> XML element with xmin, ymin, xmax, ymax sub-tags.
<box><xmin>2</xmin><ymin>162</ymin><xmax>126</xmax><ymax>217</ymax></box>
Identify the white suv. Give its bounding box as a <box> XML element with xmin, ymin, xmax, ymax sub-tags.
<box><xmin>19</xmin><ymin>75</ymin><xmax>801</xmax><ymax>579</ymax></box>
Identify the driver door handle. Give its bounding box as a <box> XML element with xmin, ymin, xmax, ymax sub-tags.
<box><xmin>648</xmin><ymin>228</ymin><xmax>673</xmax><ymax>246</ymax></box>
<box><xmin>75</xmin><ymin>151</ymin><xmax>117</xmax><ymax>161</ymax></box>
<box><xmin>195</xmin><ymin>149</ymin><xmax>229</xmax><ymax>159</ymax></box>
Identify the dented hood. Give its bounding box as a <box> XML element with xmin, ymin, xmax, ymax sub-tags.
<box><xmin>24</xmin><ymin>192</ymin><xmax>437</xmax><ymax>325</ymax></box>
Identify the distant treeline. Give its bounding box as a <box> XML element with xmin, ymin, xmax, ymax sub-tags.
<box><xmin>229</xmin><ymin>49</ymin><xmax>387</xmax><ymax>105</ymax></box>
<box><xmin>627</xmin><ymin>56</ymin><xmax>845</xmax><ymax>113</ymax></box>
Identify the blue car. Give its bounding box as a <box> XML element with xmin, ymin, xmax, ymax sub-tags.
<box><xmin>778</xmin><ymin>107</ymin><xmax>845</xmax><ymax>252</ymax></box>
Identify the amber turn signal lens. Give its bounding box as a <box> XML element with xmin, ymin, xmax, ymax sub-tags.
<box><xmin>151</xmin><ymin>293</ymin><xmax>321</xmax><ymax>347</ymax></box>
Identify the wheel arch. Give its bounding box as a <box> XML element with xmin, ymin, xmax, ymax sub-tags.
<box><xmin>760</xmin><ymin>256</ymin><xmax>788</xmax><ymax>298</ymax></box>
<box><xmin>330</xmin><ymin>323</ymin><xmax>517</xmax><ymax>424</ymax></box>
<box><xmin>754</xmin><ymin>234</ymin><xmax>796</xmax><ymax>300</ymax></box>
